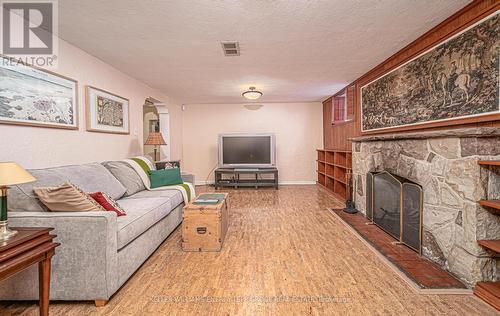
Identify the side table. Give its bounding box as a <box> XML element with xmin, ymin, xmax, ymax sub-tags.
<box><xmin>182</xmin><ymin>193</ymin><xmax>229</xmax><ymax>252</ymax></box>
<box><xmin>0</xmin><ymin>227</ymin><xmax>60</xmax><ymax>316</ymax></box>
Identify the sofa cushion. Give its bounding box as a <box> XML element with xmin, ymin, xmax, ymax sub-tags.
<box><xmin>123</xmin><ymin>189</ymin><xmax>183</xmax><ymax>208</ymax></box>
<box><xmin>116</xmin><ymin>197</ymin><xmax>175</xmax><ymax>249</ymax></box>
<box><xmin>89</xmin><ymin>192</ymin><xmax>126</xmax><ymax>216</ymax></box>
<box><xmin>34</xmin><ymin>182</ymin><xmax>105</xmax><ymax>212</ymax></box>
<box><xmin>8</xmin><ymin>163</ymin><xmax>127</xmax><ymax>212</ymax></box>
<box><xmin>149</xmin><ymin>168</ymin><xmax>183</xmax><ymax>188</ymax></box>
<box><xmin>102</xmin><ymin>161</ymin><xmax>145</xmax><ymax>196</ymax></box>
<box><xmin>8</xmin><ymin>169</ymin><xmax>64</xmax><ymax>212</ymax></box>
<box><xmin>48</xmin><ymin>163</ymin><xmax>127</xmax><ymax>200</ymax></box>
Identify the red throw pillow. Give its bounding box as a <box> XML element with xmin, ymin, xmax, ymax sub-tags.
<box><xmin>89</xmin><ymin>192</ymin><xmax>126</xmax><ymax>216</ymax></box>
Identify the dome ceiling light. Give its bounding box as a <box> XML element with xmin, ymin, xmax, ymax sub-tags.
<box><xmin>242</xmin><ymin>87</ymin><xmax>263</xmax><ymax>100</ymax></box>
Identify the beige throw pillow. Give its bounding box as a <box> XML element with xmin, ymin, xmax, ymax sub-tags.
<box><xmin>33</xmin><ymin>182</ymin><xmax>105</xmax><ymax>212</ymax></box>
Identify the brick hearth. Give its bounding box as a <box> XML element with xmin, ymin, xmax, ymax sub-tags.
<box><xmin>333</xmin><ymin>209</ymin><xmax>467</xmax><ymax>289</ymax></box>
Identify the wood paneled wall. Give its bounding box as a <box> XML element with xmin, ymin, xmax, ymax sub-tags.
<box><xmin>322</xmin><ymin>0</ymin><xmax>500</xmax><ymax>150</ymax></box>
<box><xmin>323</xmin><ymin>85</ymin><xmax>359</xmax><ymax>150</ymax></box>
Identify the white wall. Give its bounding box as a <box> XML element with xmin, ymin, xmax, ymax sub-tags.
<box><xmin>0</xmin><ymin>39</ymin><xmax>182</xmax><ymax>168</ymax></box>
<box><xmin>0</xmin><ymin>41</ymin><xmax>321</xmax><ymax>178</ymax></box>
<box><xmin>181</xmin><ymin>102</ymin><xmax>323</xmax><ymax>184</ymax></box>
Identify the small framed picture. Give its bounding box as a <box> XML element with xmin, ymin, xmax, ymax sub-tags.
<box><xmin>149</xmin><ymin>119</ymin><xmax>159</xmax><ymax>133</ymax></box>
<box><xmin>86</xmin><ymin>86</ymin><xmax>129</xmax><ymax>134</ymax></box>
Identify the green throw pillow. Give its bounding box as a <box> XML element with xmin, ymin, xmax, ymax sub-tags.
<box><xmin>149</xmin><ymin>168</ymin><xmax>183</xmax><ymax>188</ymax></box>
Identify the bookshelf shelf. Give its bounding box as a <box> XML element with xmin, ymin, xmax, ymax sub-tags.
<box><xmin>316</xmin><ymin>149</ymin><xmax>352</xmax><ymax>201</ymax></box>
<box><xmin>478</xmin><ymin>160</ymin><xmax>500</xmax><ymax>166</ymax></box>
<box><xmin>478</xmin><ymin>199</ymin><xmax>500</xmax><ymax>213</ymax></box>
<box><xmin>477</xmin><ymin>240</ymin><xmax>500</xmax><ymax>253</ymax></box>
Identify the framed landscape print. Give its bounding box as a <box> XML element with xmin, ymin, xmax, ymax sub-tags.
<box><xmin>86</xmin><ymin>86</ymin><xmax>129</xmax><ymax>134</ymax></box>
<box><xmin>0</xmin><ymin>56</ymin><xmax>78</xmax><ymax>129</ymax></box>
<box><xmin>360</xmin><ymin>12</ymin><xmax>499</xmax><ymax>133</ymax></box>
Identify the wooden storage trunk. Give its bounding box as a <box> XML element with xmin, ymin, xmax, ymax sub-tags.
<box><xmin>182</xmin><ymin>193</ymin><xmax>229</xmax><ymax>252</ymax></box>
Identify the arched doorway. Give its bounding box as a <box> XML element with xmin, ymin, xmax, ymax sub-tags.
<box><xmin>143</xmin><ymin>98</ymin><xmax>170</xmax><ymax>161</ymax></box>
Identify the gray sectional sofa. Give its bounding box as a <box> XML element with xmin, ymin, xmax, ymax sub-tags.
<box><xmin>0</xmin><ymin>161</ymin><xmax>190</xmax><ymax>304</ymax></box>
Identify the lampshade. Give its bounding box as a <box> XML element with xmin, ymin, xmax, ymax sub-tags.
<box><xmin>145</xmin><ymin>132</ymin><xmax>167</xmax><ymax>146</ymax></box>
<box><xmin>242</xmin><ymin>87</ymin><xmax>263</xmax><ymax>100</ymax></box>
<box><xmin>0</xmin><ymin>162</ymin><xmax>36</xmax><ymax>186</ymax></box>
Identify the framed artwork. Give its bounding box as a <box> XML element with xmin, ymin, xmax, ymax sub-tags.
<box><xmin>0</xmin><ymin>56</ymin><xmax>78</xmax><ymax>129</ymax></box>
<box><xmin>360</xmin><ymin>12</ymin><xmax>499</xmax><ymax>133</ymax></box>
<box><xmin>149</xmin><ymin>119</ymin><xmax>159</xmax><ymax>133</ymax></box>
<box><xmin>86</xmin><ymin>86</ymin><xmax>129</xmax><ymax>134</ymax></box>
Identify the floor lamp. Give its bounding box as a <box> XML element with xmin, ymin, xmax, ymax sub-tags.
<box><xmin>145</xmin><ymin>132</ymin><xmax>167</xmax><ymax>162</ymax></box>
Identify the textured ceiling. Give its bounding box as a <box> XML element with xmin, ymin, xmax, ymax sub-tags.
<box><xmin>58</xmin><ymin>0</ymin><xmax>471</xmax><ymax>104</ymax></box>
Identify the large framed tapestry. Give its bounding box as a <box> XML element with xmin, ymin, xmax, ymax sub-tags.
<box><xmin>361</xmin><ymin>12</ymin><xmax>499</xmax><ymax>133</ymax></box>
<box><xmin>0</xmin><ymin>56</ymin><xmax>78</xmax><ymax>129</ymax></box>
<box><xmin>86</xmin><ymin>86</ymin><xmax>129</xmax><ymax>134</ymax></box>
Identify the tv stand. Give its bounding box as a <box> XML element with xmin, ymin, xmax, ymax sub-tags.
<box><xmin>215</xmin><ymin>168</ymin><xmax>278</xmax><ymax>189</ymax></box>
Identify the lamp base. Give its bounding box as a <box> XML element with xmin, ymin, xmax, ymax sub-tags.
<box><xmin>0</xmin><ymin>220</ymin><xmax>17</xmax><ymax>241</ymax></box>
<box><xmin>154</xmin><ymin>148</ymin><xmax>159</xmax><ymax>162</ymax></box>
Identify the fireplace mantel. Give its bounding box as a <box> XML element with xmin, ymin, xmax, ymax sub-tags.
<box><xmin>350</xmin><ymin>127</ymin><xmax>500</xmax><ymax>142</ymax></box>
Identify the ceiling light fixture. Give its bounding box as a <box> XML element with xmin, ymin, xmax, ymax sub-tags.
<box><xmin>242</xmin><ymin>87</ymin><xmax>263</xmax><ymax>100</ymax></box>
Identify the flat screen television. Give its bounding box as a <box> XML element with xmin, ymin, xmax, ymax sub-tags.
<box><xmin>218</xmin><ymin>133</ymin><xmax>276</xmax><ymax>168</ymax></box>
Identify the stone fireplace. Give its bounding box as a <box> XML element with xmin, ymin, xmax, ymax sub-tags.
<box><xmin>352</xmin><ymin>127</ymin><xmax>500</xmax><ymax>287</ymax></box>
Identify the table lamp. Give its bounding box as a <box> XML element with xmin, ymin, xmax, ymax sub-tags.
<box><xmin>0</xmin><ymin>162</ymin><xmax>36</xmax><ymax>241</ymax></box>
<box><xmin>145</xmin><ymin>132</ymin><xmax>167</xmax><ymax>162</ymax></box>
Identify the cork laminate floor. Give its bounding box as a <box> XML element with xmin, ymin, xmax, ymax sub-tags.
<box><xmin>0</xmin><ymin>185</ymin><xmax>495</xmax><ymax>315</ymax></box>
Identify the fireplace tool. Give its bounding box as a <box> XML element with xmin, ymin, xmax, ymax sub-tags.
<box><xmin>343</xmin><ymin>171</ymin><xmax>358</xmax><ymax>214</ymax></box>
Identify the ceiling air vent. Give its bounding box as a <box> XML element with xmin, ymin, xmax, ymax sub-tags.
<box><xmin>221</xmin><ymin>41</ymin><xmax>240</xmax><ymax>56</ymax></box>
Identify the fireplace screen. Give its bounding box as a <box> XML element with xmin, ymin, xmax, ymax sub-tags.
<box><xmin>402</xmin><ymin>183</ymin><xmax>422</xmax><ymax>251</ymax></box>
<box><xmin>366</xmin><ymin>172</ymin><xmax>374</xmax><ymax>221</ymax></box>
<box><xmin>367</xmin><ymin>171</ymin><xmax>422</xmax><ymax>253</ymax></box>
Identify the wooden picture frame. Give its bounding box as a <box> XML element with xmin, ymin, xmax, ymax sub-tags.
<box><xmin>85</xmin><ymin>86</ymin><xmax>130</xmax><ymax>134</ymax></box>
<box><xmin>360</xmin><ymin>11</ymin><xmax>500</xmax><ymax>134</ymax></box>
<box><xmin>0</xmin><ymin>56</ymin><xmax>78</xmax><ymax>130</ymax></box>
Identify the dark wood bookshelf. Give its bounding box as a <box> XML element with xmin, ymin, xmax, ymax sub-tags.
<box><xmin>475</xmin><ymin>161</ymin><xmax>500</xmax><ymax>311</ymax></box>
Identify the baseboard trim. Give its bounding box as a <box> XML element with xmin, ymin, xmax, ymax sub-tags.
<box><xmin>195</xmin><ymin>180</ymin><xmax>316</xmax><ymax>186</ymax></box>
<box><xmin>279</xmin><ymin>181</ymin><xmax>316</xmax><ymax>185</ymax></box>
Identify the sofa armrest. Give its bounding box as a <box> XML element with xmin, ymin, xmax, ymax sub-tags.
<box><xmin>0</xmin><ymin>211</ymin><xmax>118</xmax><ymax>300</ymax></box>
<box><xmin>181</xmin><ymin>172</ymin><xmax>195</xmax><ymax>185</ymax></box>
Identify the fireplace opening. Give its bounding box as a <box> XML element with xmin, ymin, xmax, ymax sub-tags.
<box><xmin>366</xmin><ymin>171</ymin><xmax>423</xmax><ymax>253</ymax></box>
